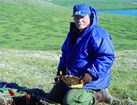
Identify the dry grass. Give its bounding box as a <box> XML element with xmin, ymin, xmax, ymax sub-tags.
<box><xmin>0</xmin><ymin>49</ymin><xmax>137</xmax><ymax>104</ymax></box>
<box><xmin>0</xmin><ymin>48</ymin><xmax>60</xmax><ymax>91</ymax></box>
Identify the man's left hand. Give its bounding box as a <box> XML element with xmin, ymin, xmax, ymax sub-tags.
<box><xmin>81</xmin><ymin>73</ymin><xmax>92</xmax><ymax>84</ymax></box>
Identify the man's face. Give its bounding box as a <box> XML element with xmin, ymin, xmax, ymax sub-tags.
<box><xmin>73</xmin><ymin>15</ymin><xmax>90</xmax><ymax>30</ymax></box>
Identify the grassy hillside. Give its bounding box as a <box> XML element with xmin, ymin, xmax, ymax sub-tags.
<box><xmin>47</xmin><ymin>0</ymin><xmax>137</xmax><ymax>10</ymax></box>
<box><xmin>0</xmin><ymin>0</ymin><xmax>137</xmax><ymax>51</ymax></box>
<box><xmin>99</xmin><ymin>13</ymin><xmax>137</xmax><ymax>50</ymax></box>
<box><xmin>0</xmin><ymin>0</ymin><xmax>71</xmax><ymax>50</ymax></box>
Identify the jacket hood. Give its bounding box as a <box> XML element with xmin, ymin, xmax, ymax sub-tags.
<box><xmin>89</xmin><ymin>6</ymin><xmax>98</xmax><ymax>26</ymax></box>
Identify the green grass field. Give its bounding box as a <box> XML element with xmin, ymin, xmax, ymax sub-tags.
<box><xmin>0</xmin><ymin>0</ymin><xmax>137</xmax><ymax>51</ymax></box>
<box><xmin>0</xmin><ymin>0</ymin><xmax>137</xmax><ymax>104</ymax></box>
<box><xmin>49</xmin><ymin>0</ymin><xmax>137</xmax><ymax>10</ymax></box>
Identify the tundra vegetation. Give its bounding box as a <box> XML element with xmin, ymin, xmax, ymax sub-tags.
<box><xmin>0</xmin><ymin>0</ymin><xmax>137</xmax><ymax>104</ymax></box>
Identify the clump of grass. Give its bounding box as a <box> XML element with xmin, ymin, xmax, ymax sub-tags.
<box><xmin>110</xmin><ymin>50</ymin><xmax>137</xmax><ymax>102</ymax></box>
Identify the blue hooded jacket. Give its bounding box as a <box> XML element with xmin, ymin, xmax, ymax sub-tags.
<box><xmin>58</xmin><ymin>6</ymin><xmax>115</xmax><ymax>90</ymax></box>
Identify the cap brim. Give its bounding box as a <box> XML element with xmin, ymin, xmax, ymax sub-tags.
<box><xmin>72</xmin><ymin>14</ymin><xmax>88</xmax><ymax>17</ymax></box>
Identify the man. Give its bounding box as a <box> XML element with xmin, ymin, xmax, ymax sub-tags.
<box><xmin>57</xmin><ymin>3</ymin><xmax>115</xmax><ymax>105</ymax></box>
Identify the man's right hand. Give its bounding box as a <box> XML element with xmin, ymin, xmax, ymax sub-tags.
<box><xmin>57</xmin><ymin>70</ymin><xmax>63</xmax><ymax>76</ymax></box>
<box><xmin>57</xmin><ymin>67</ymin><xmax>66</xmax><ymax>76</ymax></box>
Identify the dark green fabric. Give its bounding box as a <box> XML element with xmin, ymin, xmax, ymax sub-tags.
<box><xmin>63</xmin><ymin>89</ymin><xmax>95</xmax><ymax>105</ymax></box>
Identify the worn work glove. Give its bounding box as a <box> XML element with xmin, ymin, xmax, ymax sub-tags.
<box><xmin>57</xmin><ymin>67</ymin><xmax>66</xmax><ymax>76</ymax></box>
<box><xmin>81</xmin><ymin>73</ymin><xmax>92</xmax><ymax>84</ymax></box>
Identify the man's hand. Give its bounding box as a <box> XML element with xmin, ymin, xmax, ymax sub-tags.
<box><xmin>57</xmin><ymin>67</ymin><xmax>66</xmax><ymax>76</ymax></box>
<box><xmin>57</xmin><ymin>70</ymin><xmax>63</xmax><ymax>76</ymax></box>
<box><xmin>81</xmin><ymin>73</ymin><xmax>92</xmax><ymax>84</ymax></box>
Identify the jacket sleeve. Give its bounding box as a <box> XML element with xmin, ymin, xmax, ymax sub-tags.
<box><xmin>86</xmin><ymin>30</ymin><xmax>115</xmax><ymax>80</ymax></box>
<box><xmin>58</xmin><ymin>39</ymin><xmax>67</xmax><ymax>71</ymax></box>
